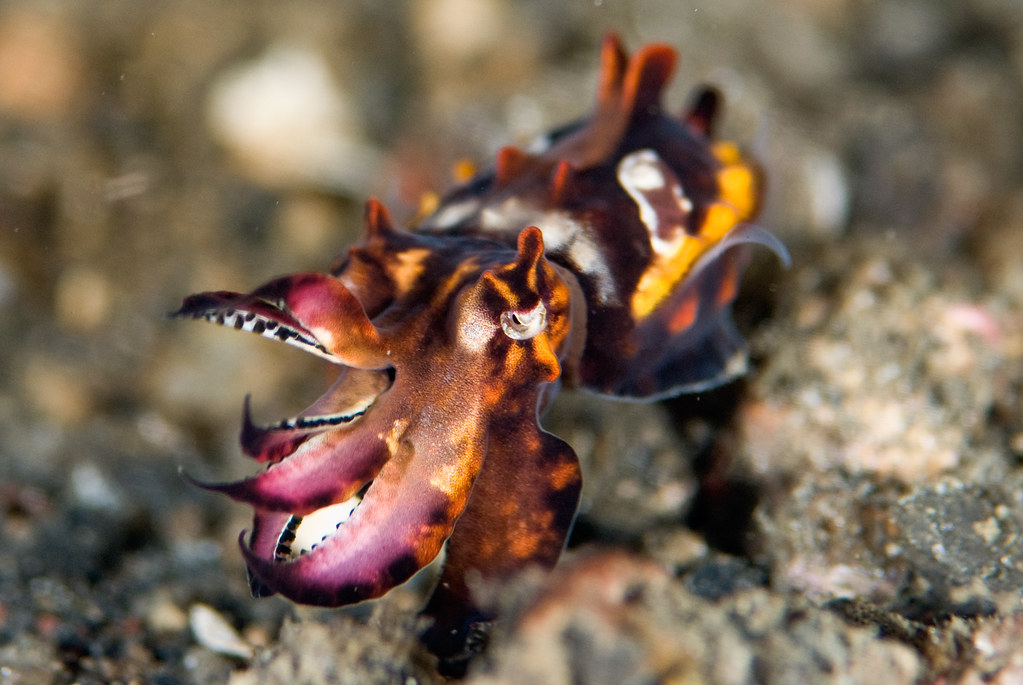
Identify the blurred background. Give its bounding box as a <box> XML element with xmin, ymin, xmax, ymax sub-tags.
<box><xmin>1</xmin><ymin>0</ymin><xmax>1022</xmax><ymax>682</ymax></box>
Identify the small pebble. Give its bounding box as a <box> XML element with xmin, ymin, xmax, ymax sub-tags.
<box><xmin>189</xmin><ymin>604</ymin><xmax>253</xmax><ymax>660</ymax></box>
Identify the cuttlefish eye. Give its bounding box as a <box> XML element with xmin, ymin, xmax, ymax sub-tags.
<box><xmin>500</xmin><ymin>301</ymin><xmax>547</xmax><ymax>340</ymax></box>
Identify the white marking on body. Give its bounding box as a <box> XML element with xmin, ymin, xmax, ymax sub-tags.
<box><xmin>623</xmin><ymin>152</ymin><xmax>666</xmax><ymax>190</ymax></box>
<box><xmin>567</xmin><ymin>238</ymin><xmax>602</xmax><ymax>280</ymax></box>
<box><xmin>478</xmin><ymin>196</ymin><xmax>534</xmax><ymax>234</ymax></box>
<box><xmin>457</xmin><ymin>313</ymin><xmax>495</xmax><ymax>353</ymax></box>
<box><xmin>425</xmin><ymin>198</ymin><xmax>481</xmax><ymax>231</ymax></box>
<box><xmin>674</xmin><ymin>185</ymin><xmax>694</xmax><ymax>214</ymax></box>
<box><xmin>478</xmin><ymin>197</ymin><xmax>619</xmax><ymax>305</ymax></box>
<box><xmin>618</xmin><ymin>149</ymin><xmax>664</xmax><ymax>235</ymax></box>
<box><xmin>618</xmin><ymin>149</ymin><xmax>694</xmax><ymax>258</ymax></box>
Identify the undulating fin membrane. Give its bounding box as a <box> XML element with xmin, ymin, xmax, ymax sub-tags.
<box><xmin>614</xmin><ymin>224</ymin><xmax>789</xmax><ymax>399</ymax></box>
<box><xmin>421</xmin><ymin>418</ymin><xmax>582</xmax><ymax>675</ymax></box>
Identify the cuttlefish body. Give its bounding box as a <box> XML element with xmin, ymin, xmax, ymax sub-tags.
<box><xmin>175</xmin><ymin>34</ymin><xmax>788</xmax><ymax>667</ymax></box>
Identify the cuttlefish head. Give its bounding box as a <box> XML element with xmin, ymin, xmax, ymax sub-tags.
<box><xmin>174</xmin><ymin>217</ymin><xmax>575</xmax><ymax>606</ymax></box>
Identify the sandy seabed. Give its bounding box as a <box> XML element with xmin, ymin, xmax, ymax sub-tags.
<box><xmin>2</xmin><ymin>1</ymin><xmax>1022</xmax><ymax>683</ymax></box>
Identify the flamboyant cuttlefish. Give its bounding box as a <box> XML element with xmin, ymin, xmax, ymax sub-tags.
<box><xmin>175</xmin><ymin>35</ymin><xmax>788</xmax><ymax>669</ymax></box>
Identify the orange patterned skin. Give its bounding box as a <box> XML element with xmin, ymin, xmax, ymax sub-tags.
<box><xmin>174</xmin><ymin>35</ymin><xmax>788</xmax><ymax>670</ymax></box>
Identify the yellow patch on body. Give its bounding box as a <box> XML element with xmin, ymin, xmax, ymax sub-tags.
<box><xmin>629</xmin><ymin>142</ymin><xmax>759</xmax><ymax>321</ymax></box>
<box><xmin>428</xmin><ymin>460</ymin><xmax>476</xmax><ymax>498</ymax></box>
<box><xmin>379</xmin><ymin>418</ymin><xmax>410</xmax><ymax>457</ymax></box>
<box><xmin>390</xmin><ymin>248</ymin><xmax>431</xmax><ymax>295</ymax></box>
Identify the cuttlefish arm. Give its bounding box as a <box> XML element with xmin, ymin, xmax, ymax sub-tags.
<box><xmin>174</xmin><ymin>273</ymin><xmax>396</xmax><ymax>514</ymax></box>
<box><xmin>172</xmin><ymin>273</ymin><xmax>389</xmax><ymax>368</ymax></box>
<box><xmin>185</xmin><ymin>419</ymin><xmax>389</xmax><ymax>515</ymax></box>
<box><xmin>239</xmin><ymin>405</ymin><xmax>491</xmax><ymax>605</ymax></box>
<box><xmin>239</xmin><ymin>366</ymin><xmax>390</xmax><ymax>464</ymax></box>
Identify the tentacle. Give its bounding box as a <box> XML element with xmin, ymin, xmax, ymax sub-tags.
<box><xmin>421</xmin><ymin>416</ymin><xmax>581</xmax><ymax>668</ymax></box>
<box><xmin>172</xmin><ymin>273</ymin><xmax>389</xmax><ymax>368</ymax></box>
